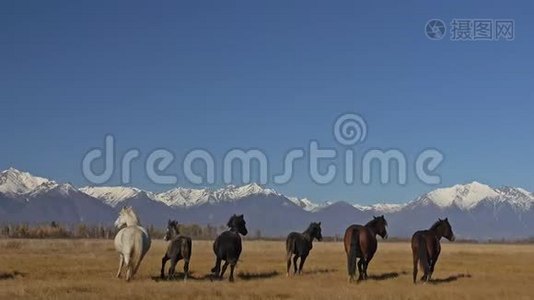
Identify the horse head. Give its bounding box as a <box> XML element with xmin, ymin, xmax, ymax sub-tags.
<box><xmin>114</xmin><ymin>206</ymin><xmax>139</xmax><ymax>228</ymax></box>
<box><xmin>164</xmin><ymin>219</ymin><xmax>180</xmax><ymax>241</ymax></box>
<box><xmin>308</xmin><ymin>222</ymin><xmax>323</xmax><ymax>241</ymax></box>
<box><xmin>438</xmin><ymin>218</ymin><xmax>455</xmax><ymax>241</ymax></box>
<box><xmin>373</xmin><ymin>215</ymin><xmax>389</xmax><ymax>239</ymax></box>
<box><xmin>228</xmin><ymin>214</ymin><xmax>248</xmax><ymax>236</ymax></box>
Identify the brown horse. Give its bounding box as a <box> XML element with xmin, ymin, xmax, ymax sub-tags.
<box><xmin>160</xmin><ymin>220</ymin><xmax>192</xmax><ymax>281</ymax></box>
<box><xmin>411</xmin><ymin>218</ymin><xmax>455</xmax><ymax>284</ymax></box>
<box><xmin>344</xmin><ymin>216</ymin><xmax>388</xmax><ymax>282</ymax></box>
<box><xmin>286</xmin><ymin>222</ymin><xmax>322</xmax><ymax>276</ymax></box>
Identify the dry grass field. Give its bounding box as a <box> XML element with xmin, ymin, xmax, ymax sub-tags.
<box><xmin>0</xmin><ymin>239</ymin><xmax>533</xmax><ymax>300</ymax></box>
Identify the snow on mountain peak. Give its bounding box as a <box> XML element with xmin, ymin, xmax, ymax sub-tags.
<box><xmin>415</xmin><ymin>181</ymin><xmax>502</xmax><ymax>210</ymax></box>
<box><xmin>0</xmin><ymin>168</ymin><xmax>54</xmax><ymax>196</ymax></box>
<box><xmin>155</xmin><ymin>187</ymin><xmax>212</xmax><ymax>207</ymax></box>
<box><xmin>370</xmin><ymin>203</ymin><xmax>405</xmax><ymax>213</ymax></box>
<box><xmin>215</xmin><ymin>183</ymin><xmax>277</xmax><ymax>200</ymax></box>
<box><xmin>495</xmin><ymin>186</ymin><xmax>534</xmax><ymax>210</ymax></box>
<box><xmin>2</xmin><ymin>167</ymin><xmax>533</xmax><ymax>214</ymax></box>
<box><xmin>80</xmin><ymin>186</ymin><xmax>146</xmax><ymax>207</ymax></box>
<box><xmin>287</xmin><ymin>197</ymin><xmax>326</xmax><ymax>212</ymax></box>
<box><xmin>155</xmin><ymin>183</ymin><xmax>278</xmax><ymax>207</ymax></box>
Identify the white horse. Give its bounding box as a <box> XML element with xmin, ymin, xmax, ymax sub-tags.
<box><xmin>114</xmin><ymin>206</ymin><xmax>151</xmax><ymax>281</ymax></box>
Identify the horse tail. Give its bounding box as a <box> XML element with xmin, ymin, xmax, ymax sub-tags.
<box><xmin>286</xmin><ymin>234</ymin><xmax>295</xmax><ymax>258</ymax></box>
<box><xmin>347</xmin><ymin>228</ymin><xmax>359</xmax><ymax>279</ymax></box>
<box><xmin>211</xmin><ymin>237</ymin><xmax>220</xmax><ymax>273</ymax></box>
<box><xmin>130</xmin><ymin>231</ymin><xmax>148</xmax><ymax>278</ymax></box>
<box><xmin>417</xmin><ymin>236</ymin><xmax>430</xmax><ymax>277</ymax></box>
<box><xmin>130</xmin><ymin>235</ymin><xmax>143</xmax><ymax>276</ymax></box>
<box><xmin>183</xmin><ymin>237</ymin><xmax>192</xmax><ymax>261</ymax></box>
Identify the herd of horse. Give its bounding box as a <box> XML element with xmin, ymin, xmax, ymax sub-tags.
<box><xmin>113</xmin><ymin>206</ymin><xmax>455</xmax><ymax>284</ymax></box>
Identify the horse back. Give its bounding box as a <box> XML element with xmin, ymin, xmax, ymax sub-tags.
<box><xmin>115</xmin><ymin>225</ymin><xmax>151</xmax><ymax>259</ymax></box>
<box><xmin>213</xmin><ymin>231</ymin><xmax>242</xmax><ymax>261</ymax></box>
<box><xmin>180</xmin><ymin>236</ymin><xmax>192</xmax><ymax>260</ymax></box>
<box><xmin>167</xmin><ymin>236</ymin><xmax>192</xmax><ymax>260</ymax></box>
<box><xmin>411</xmin><ymin>230</ymin><xmax>439</xmax><ymax>259</ymax></box>
<box><xmin>344</xmin><ymin>225</ymin><xmax>377</xmax><ymax>259</ymax></box>
<box><xmin>287</xmin><ymin>231</ymin><xmax>313</xmax><ymax>255</ymax></box>
<box><xmin>343</xmin><ymin>225</ymin><xmax>366</xmax><ymax>253</ymax></box>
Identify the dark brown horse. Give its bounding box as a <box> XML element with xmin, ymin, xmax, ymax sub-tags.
<box><xmin>211</xmin><ymin>214</ymin><xmax>248</xmax><ymax>282</ymax></box>
<box><xmin>411</xmin><ymin>218</ymin><xmax>455</xmax><ymax>284</ymax></box>
<box><xmin>344</xmin><ymin>216</ymin><xmax>388</xmax><ymax>282</ymax></box>
<box><xmin>160</xmin><ymin>220</ymin><xmax>192</xmax><ymax>281</ymax></box>
<box><xmin>285</xmin><ymin>222</ymin><xmax>322</xmax><ymax>276</ymax></box>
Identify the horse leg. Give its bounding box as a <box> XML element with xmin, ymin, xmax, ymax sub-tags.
<box><xmin>116</xmin><ymin>254</ymin><xmax>124</xmax><ymax>278</ymax></box>
<box><xmin>160</xmin><ymin>254</ymin><xmax>169</xmax><ymax>279</ymax></box>
<box><xmin>357</xmin><ymin>259</ymin><xmax>364</xmax><ymax>281</ymax></box>
<box><xmin>411</xmin><ymin>249</ymin><xmax>418</xmax><ymax>284</ymax></box>
<box><xmin>429</xmin><ymin>248</ymin><xmax>440</xmax><ymax>281</ymax></box>
<box><xmin>347</xmin><ymin>253</ymin><xmax>356</xmax><ymax>283</ymax></box>
<box><xmin>124</xmin><ymin>253</ymin><xmax>132</xmax><ymax>282</ymax></box>
<box><xmin>362</xmin><ymin>259</ymin><xmax>370</xmax><ymax>280</ymax></box>
<box><xmin>420</xmin><ymin>256</ymin><xmax>431</xmax><ymax>282</ymax></box>
<box><xmin>286</xmin><ymin>254</ymin><xmax>292</xmax><ymax>277</ymax></box>
<box><xmin>211</xmin><ymin>257</ymin><xmax>221</xmax><ymax>278</ymax></box>
<box><xmin>292</xmin><ymin>255</ymin><xmax>299</xmax><ymax>275</ymax></box>
<box><xmin>220</xmin><ymin>261</ymin><xmax>230</xmax><ymax>280</ymax></box>
<box><xmin>229</xmin><ymin>262</ymin><xmax>237</xmax><ymax>282</ymax></box>
<box><xmin>183</xmin><ymin>259</ymin><xmax>190</xmax><ymax>282</ymax></box>
<box><xmin>168</xmin><ymin>257</ymin><xmax>178</xmax><ymax>280</ymax></box>
<box><xmin>298</xmin><ymin>254</ymin><xmax>308</xmax><ymax>275</ymax></box>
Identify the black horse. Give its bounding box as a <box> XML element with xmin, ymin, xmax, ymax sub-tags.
<box><xmin>344</xmin><ymin>215</ymin><xmax>388</xmax><ymax>282</ymax></box>
<box><xmin>411</xmin><ymin>218</ymin><xmax>455</xmax><ymax>284</ymax></box>
<box><xmin>160</xmin><ymin>220</ymin><xmax>192</xmax><ymax>281</ymax></box>
<box><xmin>211</xmin><ymin>214</ymin><xmax>248</xmax><ymax>282</ymax></box>
<box><xmin>285</xmin><ymin>222</ymin><xmax>322</xmax><ymax>276</ymax></box>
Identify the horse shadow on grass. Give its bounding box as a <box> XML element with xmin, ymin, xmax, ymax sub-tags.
<box><xmin>151</xmin><ymin>272</ymin><xmax>212</xmax><ymax>282</ymax></box>
<box><xmin>152</xmin><ymin>271</ymin><xmax>281</xmax><ymax>282</ymax></box>
<box><xmin>366</xmin><ymin>271</ymin><xmax>408</xmax><ymax>281</ymax></box>
<box><xmin>304</xmin><ymin>268</ymin><xmax>338</xmax><ymax>275</ymax></box>
<box><xmin>237</xmin><ymin>271</ymin><xmax>280</xmax><ymax>281</ymax></box>
<box><xmin>0</xmin><ymin>271</ymin><xmax>24</xmax><ymax>280</ymax></box>
<box><xmin>428</xmin><ymin>273</ymin><xmax>472</xmax><ymax>285</ymax></box>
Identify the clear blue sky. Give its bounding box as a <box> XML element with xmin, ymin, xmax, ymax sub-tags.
<box><xmin>1</xmin><ymin>0</ymin><xmax>533</xmax><ymax>205</ymax></box>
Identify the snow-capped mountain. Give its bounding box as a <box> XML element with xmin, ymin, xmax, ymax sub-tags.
<box><xmin>0</xmin><ymin>169</ymin><xmax>114</xmax><ymax>224</ymax></box>
<box><xmin>368</xmin><ymin>203</ymin><xmax>405</xmax><ymax>213</ymax></box>
<box><xmin>408</xmin><ymin>181</ymin><xmax>534</xmax><ymax>211</ymax></box>
<box><xmin>0</xmin><ymin>168</ymin><xmax>53</xmax><ymax>196</ymax></box>
<box><xmin>80</xmin><ymin>186</ymin><xmax>149</xmax><ymax>207</ymax></box>
<box><xmin>155</xmin><ymin>183</ymin><xmax>279</xmax><ymax>207</ymax></box>
<box><xmin>287</xmin><ymin>197</ymin><xmax>329</xmax><ymax>212</ymax></box>
<box><xmin>1</xmin><ymin>167</ymin><xmax>534</xmax><ymax>239</ymax></box>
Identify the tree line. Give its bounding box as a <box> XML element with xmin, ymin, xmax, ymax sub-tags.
<box><xmin>0</xmin><ymin>222</ymin><xmax>225</xmax><ymax>240</ymax></box>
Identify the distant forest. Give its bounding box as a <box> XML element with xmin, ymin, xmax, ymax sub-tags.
<box><xmin>1</xmin><ymin>222</ymin><xmax>533</xmax><ymax>243</ymax></box>
<box><xmin>0</xmin><ymin>222</ymin><xmax>223</xmax><ymax>240</ymax></box>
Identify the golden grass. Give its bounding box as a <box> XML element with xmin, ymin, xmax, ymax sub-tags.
<box><xmin>0</xmin><ymin>239</ymin><xmax>533</xmax><ymax>299</ymax></box>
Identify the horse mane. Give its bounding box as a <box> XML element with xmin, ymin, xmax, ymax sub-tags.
<box><xmin>365</xmin><ymin>217</ymin><xmax>387</xmax><ymax>228</ymax></box>
<box><xmin>303</xmin><ymin>223</ymin><xmax>315</xmax><ymax>234</ymax></box>
<box><xmin>227</xmin><ymin>215</ymin><xmax>237</xmax><ymax>228</ymax></box>
<box><xmin>430</xmin><ymin>220</ymin><xmax>443</xmax><ymax>231</ymax></box>
<box><xmin>365</xmin><ymin>218</ymin><xmax>378</xmax><ymax>227</ymax></box>
<box><xmin>125</xmin><ymin>207</ymin><xmax>140</xmax><ymax>225</ymax></box>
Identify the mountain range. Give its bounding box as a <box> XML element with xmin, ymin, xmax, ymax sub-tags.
<box><xmin>1</xmin><ymin>167</ymin><xmax>533</xmax><ymax>240</ymax></box>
